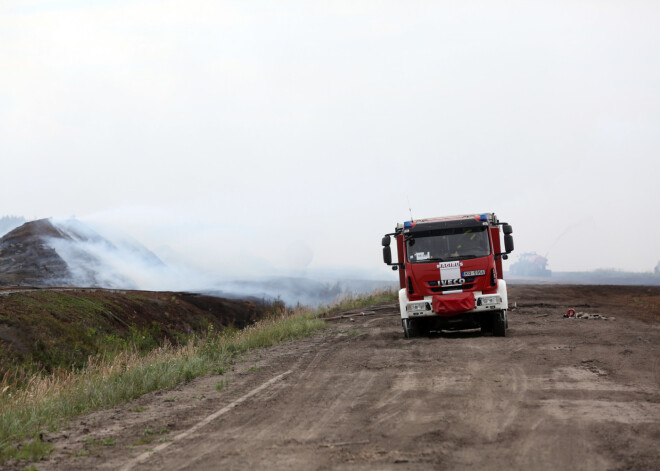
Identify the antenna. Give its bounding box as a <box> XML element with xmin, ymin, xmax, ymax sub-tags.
<box><xmin>407</xmin><ymin>196</ymin><xmax>414</xmax><ymax>222</ymax></box>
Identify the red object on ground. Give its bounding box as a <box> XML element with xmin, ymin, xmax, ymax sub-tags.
<box><xmin>565</xmin><ymin>308</ymin><xmax>576</xmax><ymax>318</ymax></box>
<box><xmin>432</xmin><ymin>293</ymin><xmax>476</xmax><ymax>317</ymax></box>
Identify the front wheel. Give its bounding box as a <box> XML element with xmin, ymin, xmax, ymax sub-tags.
<box><xmin>493</xmin><ymin>310</ymin><xmax>507</xmax><ymax>337</ymax></box>
<box><xmin>480</xmin><ymin>316</ymin><xmax>493</xmax><ymax>335</ymax></box>
<box><xmin>402</xmin><ymin>318</ymin><xmax>419</xmax><ymax>338</ymax></box>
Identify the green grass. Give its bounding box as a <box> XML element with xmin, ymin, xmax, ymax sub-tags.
<box><xmin>133</xmin><ymin>426</ymin><xmax>170</xmax><ymax>446</ymax></box>
<box><xmin>101</xmin><ymin>438</ymin><xmax>116</xmax><ymax>447</ymax></box>
<box><xmin>319</xmin><ymin>288</ymin><xmax>397</xmax><ymax>317</ymax></box>
<box><xmin>215</xmin><ymin>378</ymin><xmax>230</xmax><ymax>392</ymax></box>
<box><xmin>0</xmin><ymin>289</ymin><xmax>392</xmax><ymax>465</ymax></box>
<box><xmin>0</xmin><ymin>437</ymin><xmax>53</xmax><ymax>463</ymax></box>
<box><xmin>83</xmin><ymin>437</ymin><xmax>116</xmax><ymax>447</ymax></box>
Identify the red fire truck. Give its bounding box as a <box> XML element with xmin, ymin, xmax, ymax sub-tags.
<box><xmin>382</xmin><ymin>213</ymin><xmax>514</xmax><ymax>338</ymax></box>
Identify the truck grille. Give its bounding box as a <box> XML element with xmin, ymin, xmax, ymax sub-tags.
<box><xmin>429</xmin><ymin>284</ymin><xmax>474</xmax><ymax>293</ymax></box>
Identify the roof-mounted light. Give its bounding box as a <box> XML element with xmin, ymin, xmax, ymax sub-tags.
<box><xmin>480</xmin><ymin>214</ymin><xmax>488</xmax><ymax>222</ymax></box>
<box><xmin>404</xmin><ymin>221</ymin><xmax>412</xmax><ymax>228</ymax></box>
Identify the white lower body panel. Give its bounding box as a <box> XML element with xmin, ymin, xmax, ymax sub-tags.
<box><xmin>399</xmin><ymin>280</ymin><xmax>508</xmax><ymax>319</ymax></box>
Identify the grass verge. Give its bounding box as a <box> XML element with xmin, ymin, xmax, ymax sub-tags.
<box><xmin>0</xmin><ymin>309</ymin><xmax>325</xmax><ymax>465</ymax></box>
<box><xmin>319</xmin><ymin>288</ymin><xmax>398</xmax><ymax>316</ymax></box>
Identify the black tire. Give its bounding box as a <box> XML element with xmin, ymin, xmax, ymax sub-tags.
<box><xmin>480</xmin><ymin>317</ymin><xmax>493</xmax><ymax>335</ymax></box>
<box><xmin>493</xmin><ymin>310</ymin><xmax>507</xmax><ymax>337</ymax></box>
<box><xmin>417</xmin><ymin>318</ymin><xmax>432</xmax><ymax>336</ymax></box>
<box><xmin>402</xmin><ymin>318</ymin><xmax>419</xmax><ymax>338</ymax></box>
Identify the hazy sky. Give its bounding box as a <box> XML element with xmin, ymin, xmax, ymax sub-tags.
<box><xmin>1</xmin><ymin>0</ymin><xmax>659</xmax><ymax>278</ymax></box>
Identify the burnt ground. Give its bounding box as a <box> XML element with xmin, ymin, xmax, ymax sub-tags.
<box><xmin>11</xmin><ymin>284</ymin><xmax>660</xmax><ymax>470</ymax></box>
<box><xmin>0</xmin><ymin>288</ymin><xmax>277</xmax><ymax>377</ymax></box>
<box><xmin>0</xmin><ymin>220</ymin><xmax>73</xmax><ymax>287</ymax></box>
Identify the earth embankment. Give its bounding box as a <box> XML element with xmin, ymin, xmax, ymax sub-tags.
<box><xmin>0</xmin><ymin>287</ymin><xmax>277</xmax><ymax>377</ymax></box>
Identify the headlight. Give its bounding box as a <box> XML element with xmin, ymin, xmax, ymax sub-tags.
<box><xmin>406</xmin><ymin>301</ymin><xmax>430</xmax><ymax>312</ymax></box>
<box><xmin>478</xmin><ymin>296</ymin><xmax>502</xmax><ymax>306</ymax></box>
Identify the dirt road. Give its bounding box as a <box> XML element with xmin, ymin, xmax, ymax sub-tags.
<box><xmin>36</xmin><ymin>285</ymin><xmax>660</xmax><ymax>470</ymax></box>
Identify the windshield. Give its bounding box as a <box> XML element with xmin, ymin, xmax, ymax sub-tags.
<box><xmin>406</xmin><ymin>226</ymin><xmax>491</xmax><ymax>263</ymax></box>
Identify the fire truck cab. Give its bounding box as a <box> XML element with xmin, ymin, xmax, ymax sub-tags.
<box><xmin>382</xmin><ymin>213</ymin><xmax>514</xmax><ymax>338</ymax></box>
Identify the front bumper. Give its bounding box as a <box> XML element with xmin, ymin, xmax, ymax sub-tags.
<box><xmin>398</xmin><ymin>280</ymin><xmax>508</xmax><ymax>319</ymax></box>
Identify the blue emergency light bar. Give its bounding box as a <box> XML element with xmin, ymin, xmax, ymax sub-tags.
<box><xmin>404</xmin><ymin>221</ymin><xmax>412</xmax><ymax>228</ymax></box>
<box><xmin>480</xmin><ymin>214</ymin><xmax>488</xmax><ymax>222</ymax></box>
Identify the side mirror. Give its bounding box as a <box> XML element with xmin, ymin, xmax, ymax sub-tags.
<box><xmin>383</xmin><ymin>246</ymin><xmax>392</xmax><ymax>265</ymax></box>
<box><xmin>382</xmin><ymin>235</ymin><xmax>391</xmax><ymax>247</ymax></box>
<box><xmin>504</xmin><ymin>234</ymin><xmax>514</xmax><ymax>253</ymax></box>
<box><xmin>503</xmin><ymin>224</ymin><xmax>513</xmax><ymax>235</ymax></box>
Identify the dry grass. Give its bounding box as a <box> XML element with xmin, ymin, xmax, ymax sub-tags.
<box><xmin>319</xmin><ymin>287</ymin><xmax>398</xmax><ymax>316</ymax></box>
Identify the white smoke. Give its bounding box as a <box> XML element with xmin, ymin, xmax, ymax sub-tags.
<box><xmin>47</xmin><ymin>218</ymin><xmax>212</xmax><ymax>291</ymax></box>
<box><xmin>45</xmin><ymin>217</ymin><xmax>394</xmax><ymax>305</ymax></box>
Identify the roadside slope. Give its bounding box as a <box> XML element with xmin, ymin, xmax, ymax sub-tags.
<box><xmin>0</xmin><ymin>288</ymin><xmax>274</xmax><ymax>378</ymax></box>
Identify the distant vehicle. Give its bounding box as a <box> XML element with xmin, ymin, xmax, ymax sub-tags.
<box><xmin>509</xmin><ymin>252</ymin><xmax>551</xmax><ymax>277</ymax></box>
<box><xmin>382</xmin><ymin>213</ymin><xmax>514</xmax><ymax>338</ymax></box>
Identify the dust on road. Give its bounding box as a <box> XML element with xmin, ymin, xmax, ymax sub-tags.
<box><xmin>35</xmin><ymin>285</ymin><xmax>660</xmax><ymax>470</ymax></box>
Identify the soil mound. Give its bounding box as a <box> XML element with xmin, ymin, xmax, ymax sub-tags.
<box><xmin>0</xmin><ymin>219</ymin><xmax>72</xmax><ymax>286</ymax></box>
<box><xmin>0</xmin><ymin>219</ymin><xmax>163</xmax><ymax>288</ymax></box>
